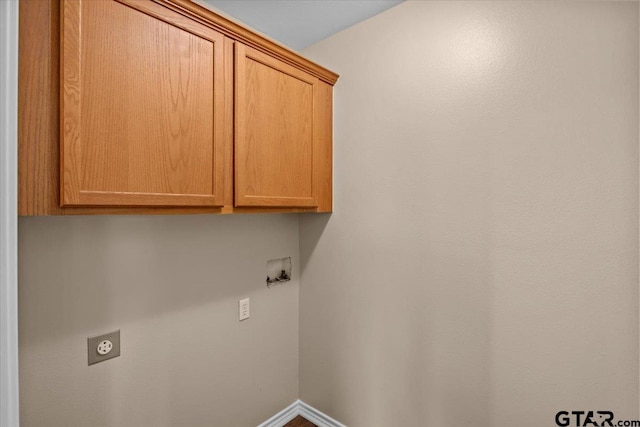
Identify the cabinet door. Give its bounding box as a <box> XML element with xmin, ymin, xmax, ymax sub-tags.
<box><xmin>61</xmin><ymin>0</ymin><xmax>225</xmax><ymax>207</ymax></box>
<box><xmin>235</xmin><ymin>43</ymin><xmax>319</xmax><ymax>208</ymax></box>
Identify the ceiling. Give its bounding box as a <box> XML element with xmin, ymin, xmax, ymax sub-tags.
<box><xmin>202</xmin><ymin>0</ymin><xmax>404</xmax><ymax>51</ymax></box>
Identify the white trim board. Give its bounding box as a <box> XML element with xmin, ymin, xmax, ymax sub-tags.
<box><xmin>0</xmin><ymin>1</ymin><xmax>20</xmax><ymax>427</ymax></box>
<box><xmin>258</xmin><ymin>400</ymin><xmax>346</xmax><ymax>427</ymax></box>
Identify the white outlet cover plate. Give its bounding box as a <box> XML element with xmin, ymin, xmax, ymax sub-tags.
<box><xmin>88</xmin><ymin>330</ymin><xmax>120</xmax><ymax>365</ymax></box>
<box><xmin>239</xmin><ymin>298</ymin><xmax>250</xmax><ymax>321</ymax></box>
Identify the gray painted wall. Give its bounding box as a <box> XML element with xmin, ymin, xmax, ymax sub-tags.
<box><xmin>15</xmin><ymin>2</ymin><xmax>640</xmax><ymax>427</ymax></box>
<box><xmin>300</xmin><ymin>2</ymin><xmax>640</xmax><ymax>425</ymax></box>
<box><xmin>19</xmin><ymin>215</ymin><xmax>300</xmax><ymax>427</ymax></box>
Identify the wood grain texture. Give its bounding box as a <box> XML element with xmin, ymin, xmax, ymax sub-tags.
<box><xmin>313</xmin><ymin>81</ymin><xmax>333</xmax><ymax>212</ymax></box>
<box><xmin>61</xmin><ymin>0</ymin><xmax>225</xmax><ymax>207</ymax></box>
<box><xmin>19</xmin><ymin>0</ymin><xmax>335</xmax><ymax>216</ymax></box>
<box><xmin>19</xmin><ymin>0</ymin><xmax>63</xmax><ymax>215</ymax></box>
<box><xmin>157</xmin><ymin>0</ymin><xmax>338</xmax><ymax>85</ymax></box>
<box><xmin>60</xmin><ymin>0</ymin><xmax>81</xmax><ymax>204</ymax></box>
<box><xmin>235</xmin><ymin>43</ymin><xmax>317</xmax><ymax>208</ymax></box>
<box><xmin>223</xmin><ymin>36</ymin><xmax>235</xmax><ymax>207</ymax></box>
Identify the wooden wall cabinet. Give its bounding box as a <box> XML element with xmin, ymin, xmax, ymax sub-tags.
<box><xmin>61</xmin><ymin>0</ymin><xmax>226</xmax><ymax>208</ymax></box>
<box><xmin>235</xmin><ymin>44</ymin><xmax>331</xmax><ymax>209</ymax></box>
<box><xmin>19</xmin><ymin>0</ymin><xmax>338</xmax><ymax>215</ymax></box>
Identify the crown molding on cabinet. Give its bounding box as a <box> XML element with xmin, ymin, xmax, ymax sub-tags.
<box><xmin>19</xmin><ymin>0</ymin><xmax>335</xmax><ymax>215</ymax></box>
<box><xmin>155</xmin><ymin>0</ymin><xmax>339</xmax><ymax>85</ymax></box>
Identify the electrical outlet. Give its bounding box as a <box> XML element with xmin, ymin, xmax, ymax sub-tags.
<box><xmin>97</xmin><ymin>339</ymin><xmax>113</xmax><ymax>356</ymax></box>
<box><xmin>88</xmin><ymin>330</ymin><xmax>120</xmax><ymax>365</ymax></box>
<box><xmin>239</xmin><ymin>298</ymin><xmax>250</xmax><ymax>321</ymax></box>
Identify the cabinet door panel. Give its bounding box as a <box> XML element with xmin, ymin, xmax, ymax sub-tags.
<box><xmin>61</xmin><ymin>0</ymin><xmax>225</xmax><ymax>207</ymax></box>
<box><xmin>235</xmin><ymin>43</ymin><xmax>318</xmax><ymax>208</ymax></box>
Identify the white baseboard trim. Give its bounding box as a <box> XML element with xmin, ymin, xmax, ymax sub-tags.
<box><xmin>258</xmin><ymin>400</ymin><xmax>300</xmax><ymax>427</ymax></box>
<box><xmin>297</xmin><ymin>401</ymin><xmax>346</xmax><ymax>427</ymax></box>
<box><xmin>258</xmin><ymin>400</ymin><xmax>346</xmax><ymax>427</ymax></box>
